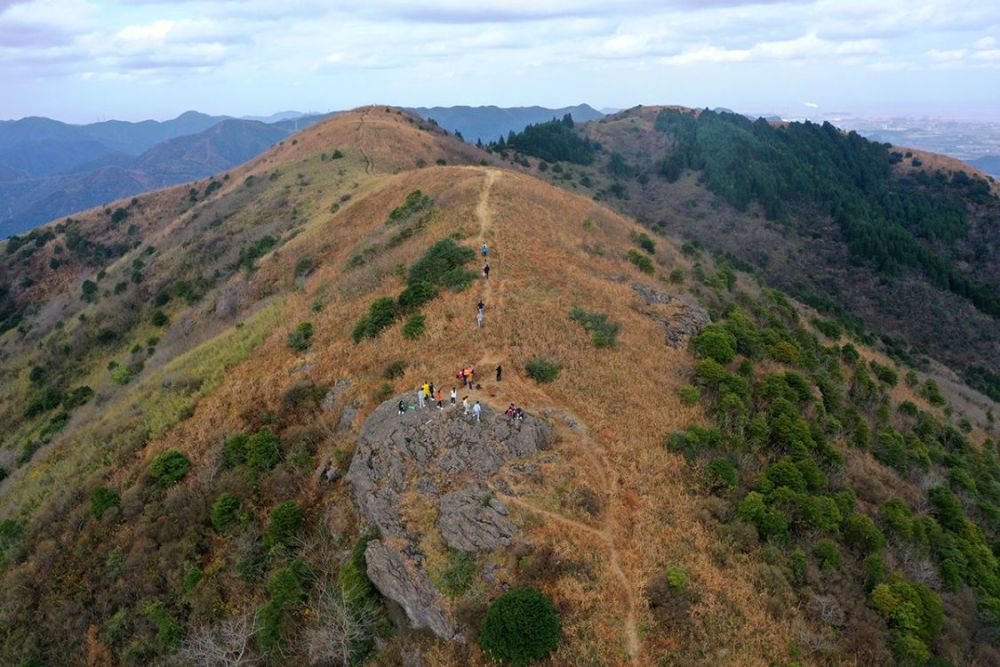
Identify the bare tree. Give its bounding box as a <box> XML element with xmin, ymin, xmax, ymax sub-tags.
<box><xmin>303</xmin><ymin>578</ymin><xmax>375</xmax><ymax>667</ymax></box>
<box><xmin>174</xmin><ymin>610</ymin><xmax>261</xmax><ymax>666</ymax></box>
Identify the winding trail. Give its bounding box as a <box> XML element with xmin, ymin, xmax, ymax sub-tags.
<box><xmin>471</xmin><ymin>168</ymin><xmax>641</xmax><ymax>665</ymax></box>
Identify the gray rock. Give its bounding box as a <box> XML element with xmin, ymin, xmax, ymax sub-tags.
<box><xmin>663</xmin><ymin>302</ymin><xmax>710</xmax><ymax>348</ymax></box>
<box><xmin>338</xmin><ymin>404</ymin><xmax>358</xmax><ymax>434</ymax></box>
<box><xmin>631</xmin><ymin>282</ymin><xmax>710</xmax><ymax>347</ymax></box>
<box><xmin>632</xmin><ymin>281</ymin><xmax>675</xmax><ymax>306</ymax></box>
<box><xmin>438</xmin><ymin>483</ymin><xmax>516</xmax><ymax>552</ymax></box>
<box><xmin>322</xmin><ymin>378</ymin><xmax>353</xmax><ymax>412</ymax></box>
<box><xmin>364</xmin><ymin>541</ymin><xmax>455</xmax><ymax>639</ymax></box>
<box><xmin>347</xmin><ymin>394</ymin><xmax>552</xmax><ymax>639</ymax></box>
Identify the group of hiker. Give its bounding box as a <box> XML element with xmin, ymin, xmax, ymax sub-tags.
<box><xmin>393</xmin><ymin>241</ymin><xmax>525</xmax><ymax>424</ymax></box>
<box><xmin>398</xmin><ymin>379</ymin><xmax>484</xmax><ymax>421</ymax></box>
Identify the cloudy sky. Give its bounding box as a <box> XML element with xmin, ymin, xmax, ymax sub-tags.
<box><xmin>2</xmin><ymin>0</ymin><xmax>999</xmax><ymax>123</ymax></box>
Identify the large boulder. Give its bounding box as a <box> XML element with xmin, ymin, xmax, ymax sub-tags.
<box><xmin>364</xmin><ymin>540</ymin><xmax>456</xmax><ymax>639</ymax></box>
<box><xmin>347</xmin><ymin>394</ymin><xmax>552</xmax><ymax>639</ymax></box>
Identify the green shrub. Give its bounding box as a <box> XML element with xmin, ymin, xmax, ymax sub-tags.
<box><xmin>139</xmin><ymin>601</ymin><xmax>181</xmax><ymax>647</ymax></box>
<box><xmin>90</xmin><ymin>486</ymin><xmax>120</xmax><ymax>519</ymax></box>
<box><xmin>436</xmin><ymin>549</ymin><xmax>477</xmax><ymax>597</ymax></box>
<box><xmin>665</xmin><ymin>566</ymin><xmax>687</xmax><ymax>591</ymax></box>
<box><xmin>110</xmin><ymin>365</ymin><xmax>134</xmax><ymax>386</ymax></box>
<box><xmin>287</xmin><ymin>321</ymin><xmax>314</xmax><ymax>351</ymax></box>
<box><xmin>62</xmin><ymin>385</ymin><xmax>94</xmax><ymax>409</ymax></box>
<box><xmin>408</xmin><ymin>238</ymin><xmax>476</xmax><ymax>288</ymax></box>
<box><xmin>294</xmin><ymin>256</ymin><xmax>315</xmax><ymax>278</ymax></box>
<box><xmin>704</xmin><ymin>458</ymin><xmax>737</xmax><ymax>492</ymax></box>
<box><xmin>569</xmin><ymin>307</ymin><xmax>621</xmax><ymax>348</ymax></box>
<box><xmin>264</xmin><ymin>501</ymin><xmax>304</xmax><ymax>550</ymax></box>
<box><xmin>148</xmin><ymin>450</ymin><xmax>191</xmax><ymax>487</ymax></box>
<box><xmin>627</xmin><ymin>249</ymin><xmax>654</xmax><ymax>274</ymax></box>
<box><xmin>870</xmin><ymin>361</ymin><xmax>898</xmax><ymax>386</ymax></box>
<box><xmin>870</xmin><ymin>575</ymin><xmax>943</xmax><ymax>661</ymax></box>
<box><xmin>211</xmin><ymin>493</ymin><xmax>241</xmax><ymax>532</ymax></box>
<box><xmin>258</xmin><ymin>564</ymin><xmax>306</xmax><ymax>654</ymax></box>
<box><xmin>928</xmin><ymin>486</ymin><xmax>965</xmax><ymax>532</ymax></box>
<box><xmin>812</xmin><ymin>318</ymin><xmax>843</xmax><ymax>339</ymax></box>
<box><xmin>691</xmin><ymin>325</ymin><xmax>737</xmax><ymax>364</ymax></box>
<box><xmin>812</xmin><ymin>539</ymin><xmax>843</xmax><ymax>571</ymax></box>
<box><xmin>150</xmin><ymin>309</ymin><xmax>169</xmax><ymax>327</ymax></box>
<box><xmin>669</xmin><ymin>268</ymin><xmax>684</xmax><ymax>284</ymax></box>
<box><xmin>245</xmin><ymin>427</ymin><xmax>281</xmax><ymax>472</ymax></box>
<box><xmin>479</xmin><ymin>587</ymin><xmax>562</xmax><ymax>665</ymax></box>
<box><xmin>678</xmin><ymin>385</ymin><xmax>700</xmax><ymax>405</ymax></box>
<box><xmin>922</xmin><ymin>379</ymin><xmax>946</xmax><ymax>406</ymax></box>
<box><xmin>222</xmin><ymin>433</ymin><xmax>249</xmax><ymax>467</ymax></box>
<box><xmin>339</xmin><ymin>536</ymin><xmax>379</xmax><ymax>611</ymax></box>
<box><xmin>352</xmin><ymin>297</ymin><xmax>397</xmax><ymax>342</ymax></box>
<box><xmin>402</xmin><ymin>314</ymin><xmax>426</xmax><ymax>340</ymax></box>
<box><xmin>634</xmin><ymin>232</ymin><xmax>656</xmax><ymax>254</ymax></box>
<box><xmin>525</xmin><ymin>357</ymin><xmax>561</xmax><ymax>383</ymax></box>
<box><xmin>398</xmin><ymin>281</ymin><xmax>437</xmax><ymax>311</ymax></box>
<box><xmin>843</xmin><ymin>514</ymin><xmax>886</xmax><ymax>554</ymax></box>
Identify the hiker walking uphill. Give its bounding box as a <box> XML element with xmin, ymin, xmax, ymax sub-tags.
<box><xmin>483</xmin><ymin>262</ymin><xmax>490</xmax><ymax>280</ymax></box>
<box><xmin>473</xmin><ymin>400</ymin><xmax>482</xmax><ymax>422</ymax></box>
<box><xmin>476</xmin><ymin>299</ymin><xmax>485</xmax><ymax>328</ymax></box>
<box><xmin>481</xmin><ymin>242</ymin><xmax>488</xmax><ymax>258</ymax></box>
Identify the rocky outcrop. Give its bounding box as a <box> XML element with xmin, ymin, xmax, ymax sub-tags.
<box><xmin>364</xmin><ymin>540</ymin><xmax>456</xmax><ymax>639</ymax></box>
<box><xmin>347</xmin><ymin>395</ymin><xmax>552</xmax><ymax>639</ymax></box>
<box><xmin>632</xmin><ymin>282</ymin><xmax>710</xmax><ymax>348</ymax></box>
<box><xmin>438</xmin><ymin>482</ymin><xmax>516</xmax><ymax>552</ymax></box>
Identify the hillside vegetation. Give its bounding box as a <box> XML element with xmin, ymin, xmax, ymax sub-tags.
<box><xmin>502</xmin><ymin>106</ymin><xmax>999</xmax><ymax>403</ymax></box>
<box><xmin>0</xmin><ymin>106</ymin><xmax>997</xmax><ymax>666</ymax></box>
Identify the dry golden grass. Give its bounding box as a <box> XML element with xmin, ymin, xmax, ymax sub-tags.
<box><xmin>114</xmin><ymin>156</ymin><xmax>808</xmax><ymax>664</ymax></box>
<box><xmin>12</xmin><ymin>107</ymin><xmax>995</xmax><ymax>665</ymax></box>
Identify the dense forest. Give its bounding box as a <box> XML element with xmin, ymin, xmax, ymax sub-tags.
<box><xmin>654</xmin><ymin>110</ymin><xmax>1000</xmax><ymax>318</ymax></box>
<box><xmin>486</xmin><ymin>114</ymin><xmax>598</xmax><ymax>165</ymax></box>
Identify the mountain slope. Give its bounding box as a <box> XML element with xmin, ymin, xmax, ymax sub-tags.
<box><xmin>495</xmin><ymin>105</ymin><xmax>1000</xmax><ymax>395</ymax></box>
<box><xmin>0</xmin><ymin>107</ymin><xmax>997</xmax><ymax>666</ymax></box>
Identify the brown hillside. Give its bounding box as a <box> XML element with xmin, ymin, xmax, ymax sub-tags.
<box><xmin>1</xmin><ymin>106</ymin><xmax>997</xmax><ymax>666</ymax></box>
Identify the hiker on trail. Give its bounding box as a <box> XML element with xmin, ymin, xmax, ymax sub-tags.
<box><xmin>477</xmin><ymin>310</ymin><xmax>484</xmax><ymax>328</ymax></box>
<box><xmin>473</xmin><ymin>401</ymin><xmax>482</xmax><ymax>422</ymax></box>
<box><xmin>504</xmin><ymin>403</ymin><xmax>516</xmax><ymax>417</ymax></box>
<box><xmin>483</xmin><ymin>263</ymin><xmax>490</xmax><ymax>280</ymax></box>
<box><xmin>398</xmin><ymin>400</ymin><xmax>407</xmax><ymax>415</ymax></box>
<box><xmin>514</xmin><ymin>407</ymin><xmax>525</xmax><ymax>422</ymax></box>
<box><xmin>477</xmin><ymin>299</ymin><xmax>485</xmax><ymax>313</ymax></box>
<box><xmin>464</xmin><ymin>367</ymin><xmax>475</xmax><ymax>389</ymax></box>
<box><xmin>463</xmin><ymin>396</ymin><xmax>470</xmax><ymax>414</ymax></box>
<box><xmin>450</xmin><ymin>387</ymin><xmax>457</xmax><ymax>406</ymax></box>
<box><xmin>496</xmin><ymin>365</ymin><xmax>502</xmax><ymax>382</ymax></box>
<box><xmin>429</xmin><ymin>382</ymin><xmax>435</xmax><ymax>401</ymax></box>
<box><xmin>481</xmin><ymin>243</ymin><xmax>488</xmax><ymax>257</ymax></box>
<box><xmin>436</xmin><ymin>388</ymin><xmax>444</xmax><ymax>409</ymax></box>
<box><xmin>417</xmin><ymin>387</ymin><xmax>425</xmax><ymax>409</ymax></box>
<box><xmin>422</xmin><ymin>382</ymin><xmax>431</xmax><ymax>407</ymax></box>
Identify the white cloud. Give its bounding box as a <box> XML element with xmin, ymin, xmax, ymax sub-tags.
<box><xmin>660</xmin><ymin>32</ymin><xmax>883</xmax><ymax>65</ymax></box>
<box><xmin>928</xmin><ymin>48</ymin><xmax>966</xmax><ymax>62</ymax></box>
<box><xmin>803</xmin><ymin>101</ymin><xmax>819</xmax><ymax>108</ymax></box>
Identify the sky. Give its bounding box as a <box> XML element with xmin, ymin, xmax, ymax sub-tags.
<box><xmin>1</xmin><ymin>0</ymin><xmax>999</xmax><ymax>123</ymax></box>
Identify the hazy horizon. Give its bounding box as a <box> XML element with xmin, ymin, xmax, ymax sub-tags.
<box><xmin>2</xmin><ymin>1</ymin><xmax>999</xmax><ymax>124</ymax></box>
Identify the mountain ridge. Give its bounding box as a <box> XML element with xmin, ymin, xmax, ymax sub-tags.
<box><xmin>0</xmin><ymin>106</ymin><xmax>997</xmax><ymax>666</ymax></box>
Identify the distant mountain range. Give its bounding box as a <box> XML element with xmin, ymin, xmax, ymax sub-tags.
<box><xmin>408</xmin><ymin>104</ymin><xmax>604</xmax><ymax>144</ymax></box>
<box><xmin>969</xmin><ymin>155</ymin><xmax>1000</xmax><ymax>178</ymax></box>
<box><xmin>0</xmin><ymin>112</ymin><xmax>334</xmax><ymax>238</ymax></box>
<box><xmin>0</xmin><ymin>105</ymin><xmax>608</xmax><ymax>238</ymax></box>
